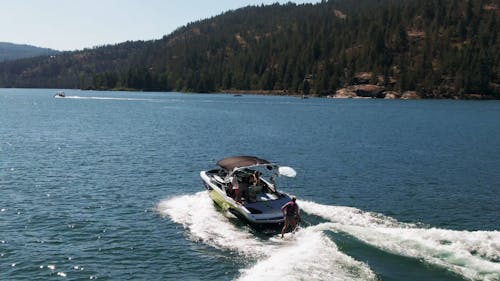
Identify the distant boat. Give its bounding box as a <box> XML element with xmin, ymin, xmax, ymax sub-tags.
<box><xmin>301</xmin><ymin>95</ymin><xmax>309</xmax><ymax>99</ymax></box>
<box><xmin>54</xmin><ymin>91</ymin><xmax>65</xmax><ymax>98</ymax></box>
<box><xmin>233</xmin><ymin>94</ymin><xmax>242</xmax><ymax>97</ymax></box>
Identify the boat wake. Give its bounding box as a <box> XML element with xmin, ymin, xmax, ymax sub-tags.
<box><xmin>157</xmin><ymin>192</ymin><xmax>269</xmax><ymax>257</ymax></box>
<box><xmin>237</xmin><ymin>226</ymin><xmax>377</xmax><ymax>281</ymax></box>
<box><xmin>156</xmin><ymin>192</ymin><xmax>376</xmax><ymax>281</ymax></box>
<box><xmin>299</xmin><ymin>200</ymin><xmax>500</xmax><ymax>281</ymax></box>
<box><xmin>156</xmin><ymin>193</ymin><xmax>500</xmax><ymax>281</ymax></box>
<box><xmin>58</xmin><ymin>96</ymin><xmax>154</xmax><ymax>101</ymax></box>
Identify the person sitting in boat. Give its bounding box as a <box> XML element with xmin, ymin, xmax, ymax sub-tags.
<box><xmin>281</xmin><ymin>196</ymin><xmax>301</xmax><ymax>238</ymax></box>
<box><xmin>248</xmin><ymin>171</ymin><xmax>263</xmax><ymax>202</ymax></box>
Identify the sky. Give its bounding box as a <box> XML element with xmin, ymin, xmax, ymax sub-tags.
<box><xmin>0</xmin><ymin>0</ymin><xmax>321</xmax><ymax>51</ymax></box>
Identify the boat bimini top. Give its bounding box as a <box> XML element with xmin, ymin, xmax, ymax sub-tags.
<box><xmin>216</xmin><ymin>156</ymin><xmax>296</xmax><ymax>178</ymax></box>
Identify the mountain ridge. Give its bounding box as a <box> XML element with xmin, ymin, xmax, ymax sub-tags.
<box><xmin>0</xmin><ymin>0</ymin><xmax>498</xmax><ymax>99</ymax></box>
<box><xmin>0</xmin><ymin>42</ymin><xmax>59</xmax><ymax>62</ymax></box>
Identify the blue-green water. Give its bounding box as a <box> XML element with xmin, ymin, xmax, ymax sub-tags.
<box><xmin>0</xmin><ymin>89</ymin><xmax>499</xmax><ymax>280</ymax></box>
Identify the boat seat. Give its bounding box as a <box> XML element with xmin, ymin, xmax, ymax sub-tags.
<box><xmin>213</xmin><ymin>175</ymin><xmax>226</xmax><ymax>184</ymax></box>
<box><xmin>248</xmin><ymin>185</ymin><xmax>263</xmax><ymax>202</ymax></box>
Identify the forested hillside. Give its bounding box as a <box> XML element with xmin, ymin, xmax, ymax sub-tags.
<box><xmin>0</xmin><ymin>0</ymin><xmax>498</xmax><ymax>98</ymax></box>
<box><xmin>0</xmin><ymin>42</ymin><xmax>58</xmax><ymax>62</ymax></box>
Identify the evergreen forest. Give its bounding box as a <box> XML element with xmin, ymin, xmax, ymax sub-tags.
<box><xmin>0</xmin><ymin>0</ymin><xmax>498</xmax><ymax>98</ymax></box>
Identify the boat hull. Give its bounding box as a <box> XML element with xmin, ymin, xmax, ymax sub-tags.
<box><xmin>201</xmin><ymin>171</ymin><xmax>290</xmax><ymax>225</ymax></box>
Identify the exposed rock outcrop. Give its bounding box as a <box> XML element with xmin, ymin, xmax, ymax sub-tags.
<box><xmin>383</xmin><ymin>91</ymin><xmax>401</xmax><ymax>99</ymax></box>
<box><xmin>353</xmin><ymin>72</ymin><xmax>373</xmax><ymax>84</ymax></box>
<box><xmin>334</xmin><ymin>88</ymin><xmax>358</xmax><ymax>98</ymax></box>
<box><xmin>333</xmin><ymin>84</ymin><xmax>386</xmax><ymax>98</ymax></box>
<box><xmin>334</xmin><ymin>9</ymin><xmax>347</xmax><ymax>19</ymax></box>
<box><xmin>401</xmin><ymin>91</ymin><xmax>420</xmax><ymax>99</ymax></box>
<box><xmin>354</xmin><ymin>84</ymin><xmax>385</xmax><ymax>98</ymax></box>
<box><xmin>331</xmin><ymin>85</ymin><xmax>425</xmax><ymax>99</ymax></box>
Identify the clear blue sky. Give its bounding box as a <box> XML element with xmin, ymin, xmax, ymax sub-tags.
<box><xmin>0</xmin><ymin>0</ymin><xmax>320</xmax><ymax>51</ymax></box>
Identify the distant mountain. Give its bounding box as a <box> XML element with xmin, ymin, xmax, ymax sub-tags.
<box><xmin>0</xmin><ymin>42</ymin><xmax>59</xmax><ymax>62</ymax></box>
<box><xmin>0</xmin><ymin>0</ymin><xmax>498</xmax><ymax>99</ymax></box>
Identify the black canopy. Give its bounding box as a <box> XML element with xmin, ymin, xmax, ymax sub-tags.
<box><xmin>217</xmin><ymin>156</ymin><xmax>272</xmax><ymax>171</ymax></box>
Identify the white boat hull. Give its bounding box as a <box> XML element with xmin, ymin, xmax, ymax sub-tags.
<box><xmin>200</xmin><ymin>171</ymin><xmax>290</xmax><ymax>225</ymax></box>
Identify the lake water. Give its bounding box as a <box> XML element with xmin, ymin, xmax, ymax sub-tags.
<box><xmin>0</xmin><ymin>89</ymin><xmax>499</xmax><ymax>280</ymax></box>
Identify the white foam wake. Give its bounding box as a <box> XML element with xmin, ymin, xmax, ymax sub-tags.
<box><xmin>156</xmin><ymin>192</ymin><xmax>377</xmax><ymax>281</ymax></box>
<box><xmin>62</xmin><ymin>96</ymin><xmax>153</xmax><ymax>101</ymax></box>
<box><xmin>237</xmin><ymin>225</ymin><xmax>377</xmax><ymax>281</ymax></box>
<box><xmin>156</xmin><ymin>192</ymin><xmax>268</xmax><ymax>257</ymax></box>
<box><xmin>300</xmin><ymin>200</ymin><xmax>500</xmax><ymax>281</ymax></box>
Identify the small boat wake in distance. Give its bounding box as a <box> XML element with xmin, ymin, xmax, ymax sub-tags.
<box><xmin>54</xmin><ymin>95</ymin><xmax>153</xmax><ymax>101</ymax></box>
<box><xmin>54</xmin><ymin>91</ymin><xmax>65</xmax><ymax>98</ymax></box>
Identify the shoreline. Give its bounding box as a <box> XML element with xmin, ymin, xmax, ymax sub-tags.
<box><xmin>1</xmin><ymin>87</ymin><xmax>498</xmax><ymax>100</ymax></box>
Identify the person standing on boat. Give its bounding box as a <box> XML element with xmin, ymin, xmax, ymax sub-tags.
<box><xmin>281</xmin><ymin>196</ymin><xmax>300</xmax><ymax>238</ymax></box>
<box><xmin>230</xmin><ymin>175</ymin><xmax>241</xmax><ymax>203</ymax></box>
<box><xmin>251</xmin><ymin>171</ymin><xmax>260</xmax><ymax>186</ymax></box>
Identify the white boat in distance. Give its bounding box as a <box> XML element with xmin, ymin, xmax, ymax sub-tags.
<box><xmin>54</xmin><ymin>91</ymin><xmax>65</xmax><ymax>98</ymax></box>
<box><xmin>200</xmin><ymin>156</ymin><xmax>296</xmax><ymax>225</ymax></box>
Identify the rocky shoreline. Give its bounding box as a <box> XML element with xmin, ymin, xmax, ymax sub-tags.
<box><xmin>327</xmin><ymin>84</ymin><xmax>498</xmax><ymax>100</ymax></box>
<box><xmin>328</xmin><ymin>84</ymin><xmax>421</xmax><ymax>99</ymax></box>
<box><xmin>224</xmin><ymin>86</ymin><xmax>496</xmax><ymax>100</ymax></box>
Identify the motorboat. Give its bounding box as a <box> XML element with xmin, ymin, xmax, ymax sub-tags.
<box><xmin>54</xmin><ymin>91</ymin><xmax>65</xmax><ymax>98</ymax></box>
<box><xmin>200</xmin><ymin>156</ymin><xmax>297</xmax><ymax>225</ymax></box>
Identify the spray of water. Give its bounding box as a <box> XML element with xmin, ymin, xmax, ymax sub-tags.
<box><xmin>157</xmin><ymin>192</ymin><xmax>270</xmax><ymax>257</ymax></box>
<box><xmin>299</xmin><ymin>200</ymin><xmax>500</xmax><ymax>281</ymax></box>
<box><xmin>156</xmin><ymin>192</ymin><xmax>377</xmax><ymax>280</ymax></box>
<box><xmin>237</xmin><ymin>224</ymin><xmax>377</xmax><ymax>281</ymax></box>
<box><xmin>156</xmin><ymin>192</ymin><xmax>499</xmax><ymax>281</ymax></box>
